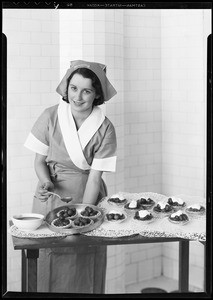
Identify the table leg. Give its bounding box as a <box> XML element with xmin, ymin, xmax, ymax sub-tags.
<box><xmin>21</xmin><ymin>250</ymin><xmax>26</xmax><ymax>292</ymax></box>
<box><xmin>178</xmin><ymin>240</ymin><xmax>189</xmax><ymax>292</ymax></box>
<box><xmin>203</xmin><ymin>242</ymin><xmax>206</xmax><ymax>292</ymax></box>
<box><xmin>26</xmin><ymin>249</ymin><xmax>39</xmax><ymax>292</ymax></box>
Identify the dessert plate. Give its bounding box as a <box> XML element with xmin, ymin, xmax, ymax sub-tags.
<box><xmin>51</xmin><ymin>218</ymin><xmax>72</xmax><ymax>229</ymax></box>
<box><xmin>107</xmin><ymin>198</ymin><xmax>127</xmax><ymax>206</ymax></box>
<box><xmin>46</xmin><ymin>204</ymin><xmax>104</xmax><ymax>235</ymax></box>
<box><xmin>185</xmin><ymin>206</ymin><xmax>205</xmax><ymax>215</ymax></box>
<box><xmin>80</xmin><ymin>206</ymin><xmax>101</xmax><ymax>219</ymax></box>
<box><xmin>133</xmin><ymin>217</ymin><xmax>155</xmax><ymax>224</ymax></box>
<box><xmin>168</xmin><ymin>217</ymin><xmax>190</xmax><ymax>225</ymax></box>
<box><xmin>56</xmin><ymin>207</ymin><xmax>78</xmax><ymax>220</ymax></box>
<box><xmin>105</xmin><ymin>211</ymin><xmax>128</xmax><ymax>224</ymax></box>
<box><xmin>72</xmin><ymin>217</ymin><xmax>94</xmax><ymax>229</ymax></box>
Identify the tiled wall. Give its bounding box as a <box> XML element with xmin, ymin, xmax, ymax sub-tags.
<box><xmin>105</xmin><ymin>245</ymin><xmax>126</xmax><ymax>293</ymax></box>
<box><xmin>123</xmin><ymin>9</ymin><xmax>163</xmax><ymax>290</ymax></box>
<box><xmin>161</xmin><ymin>9</ymin><xmax>211</xmax><ymax>290</ymax></box>
<box><xmin>3</xmin><ymin>8</ymin><xmax>210</xmax><ymax>293</ymax></box>
<box><xmin>3</xmin><ymin>9</ymin><xmax>60</xmax><ymax>291</ymax></box>
<box><xmin>124</xmin><ymin>9</ymin><xmax>162</xmax><ymax>194</ymax></box>
<box><xmin>125</xmin><ymin>243</ymin><xmax>163</xmax><ymax>290</ymax></box>
<box><xmin>161</xmin><ymin>9</ymin><xmax>208</xmax><ymax>198</ymax></box>
<box><xmin>163</xmin><ymin>241</ymin><xmax>205</xmax><ymax>291</ymax></box>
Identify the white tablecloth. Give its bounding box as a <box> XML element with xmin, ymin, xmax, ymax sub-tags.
<box><xmin>9</xmin><ymin>192</ymin><xmax>206</xmax><ymax>241</ymax></box>
<box><xmin>85</xmin><ymin>192</ymin><xmax>206</xmax><ymax>241</ymax></box>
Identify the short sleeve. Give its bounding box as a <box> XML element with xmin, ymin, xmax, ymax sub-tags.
<box><xmin>24</xmin><ymin>109</ymin><xmax>50</xmax><ymax>155</ymax></box>
<box><xmin>91</xmin><ymin>121</ymin><xmax>117</xmax><ymax>172</ymax></box>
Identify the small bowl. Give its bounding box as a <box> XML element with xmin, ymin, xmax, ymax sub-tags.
<box><xmin>12</xmin><ymin>213</ymin><xmax>44</xmax><ymax>231</ymax></box>
<box><xmin>107</xmin><ymin>198</ymin><xmax>127</xmax><ymax>207</ymax></box>
<box><xmin>185</xmin><ymin>205</ymin><xmax>205</xmax><ymax>215</ymax></box>
<box><xmin>124</xmin><ymin>201</ymin><xmax>142</xmax><ymax>211</ymax></box>
<box><xmin>153</xmin><ymin>203</ymin><xmax>174</xmax><ymax>214</ymax></box>
<box><xmin>137</xmin><ymin>198</ymin><xmax>155</xmax><ymax>208</ymax></box>
<box><xmin>133</xmin><ymin>210</ymin><xmax>154</xmax><ymax>223</ymax></box>
<box><xmin>51</xmin><ymin>218</ymin><xmax>72</xmax><ymax>229</ymax></box>
<box><xmin>105</xmin><ymin>211</ymin><xmax>128</xmax><ymax>224</ymax></box>
<box><xmin>72</xmin><ymin>217</ymin><xmax>94</xmax><ymax>229</ymax></box>
<box><xmin>168</xmin><ymin>213</ymin><xmax>190</xmax><ymax>225</ymax></box>
<box><xmin>56</xmin><ymin>207</ymin><xmax>78</xmax><ymax>220</ymax></box>
<box><xmin>168</xmin><ymin>218</ymin><xmax>190</xmax><ymax>225</ymax></box>
<box><xmin>79</xmin><ymin>207</ymin><xmax>101</xmax><ymax>220</ymax></box>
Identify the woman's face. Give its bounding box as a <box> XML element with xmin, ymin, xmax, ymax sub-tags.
<box><xmin>68</xmin><ymin>73</ymin><xmax>98</xmax><ymax>114</ymax></box>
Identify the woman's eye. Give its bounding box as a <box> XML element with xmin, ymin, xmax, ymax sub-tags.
<box><xmin>84</xmin><ymin>90</ymin><xmax>91</xmax><ymax>95</ymax></box>
<box><xmin>70</xmin><ymin>86</ymin><xmax>77</xmax><ymax>91</ymax></box>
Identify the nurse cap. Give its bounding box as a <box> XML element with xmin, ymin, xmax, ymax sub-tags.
<box><xmin>56</xmin><ymin>60</ymin><xmax>117</xmax><ymax>102</ymax></box>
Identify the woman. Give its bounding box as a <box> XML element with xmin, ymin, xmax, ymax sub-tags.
<box><xmin>24</xmin><ymin>60</ymin><xmax>117</xmax><ymax>293</ymax></box>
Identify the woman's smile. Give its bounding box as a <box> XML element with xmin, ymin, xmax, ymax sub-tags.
<box><xmin>72</xmin><ymin>100</ymin><xmax>84</xmax><ymax>106</ymax></box>
<box><xmin>68</xmin><ymin>73</ymin><xmax>97</xmax><ymax>114</ymax></box>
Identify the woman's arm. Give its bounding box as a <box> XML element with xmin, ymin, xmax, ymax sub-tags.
<box><xmin>82</xmin><ymin>169</ymin><xmax>103</xmax><ymax>205</ymax></box>
<box><xmin>34</xmin><ymin>153</ymin><xmax>54</xmax><ymax>201</ymax></box>
<box><xmin>34</xmin><ymin>153</ymin><xmax>52</xmax><ymax>184</ymax></box>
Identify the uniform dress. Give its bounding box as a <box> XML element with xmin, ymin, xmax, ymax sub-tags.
<box><xmin>24</xmin><ymin>99</ymin><xmax>117</xmax><ymax>293</ymax></box>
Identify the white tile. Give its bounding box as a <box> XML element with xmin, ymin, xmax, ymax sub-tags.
<box><xmin>30</xmin><ymin>81</ymin><xmax>51</xmax><ymax>93</ymax></box>
<box><xmin>189</xmin><ymin>266</ymin><xmax>204</xmax><ymax>290</ymax></box>
<box><xmin>31</xmin><ymin>32</ymin><xmax>52</xmax><ymax>44</ymax></box>
<box><xmin>7</xmin><ymin>105</ymin><xmax>31</xmax><ymax>119</ymax></box>
<box><xmin>7</xmin><ymin>169</ymin><xmax>21</xmax><ymax>182</ymax></box>
<box><xmin>21</xmin><ymin>19</ymin><xmax>41</xmax><ymax>32</ymax></box>
<box><xmin>20</xmin><ymin>69</ymin><xmax>41</xmax><ymax>81</ymax></box>
<box><xmin>131</xmin><ymin>250</ymin><xmax>147</xmax><ymax>263</ymax></box>
<box><xmin>106</xmin><ymin>255</ymin><xmax>116</xmax><ymax>270</ymax></box>
<box><xmin>153</xmin><ymin>257</ymin><xmax>163</xmax><ymax>277</ymax></box>
<box><xmin>41</xmin><ymin>45</ymin><xmax>59</xmax><ymax>56</ymax></box>
<box><xmin>162</xmin><ymin>257</ymin><xmax>173</xmax><ymax>278</ymax></box>
<box><xmin>30</xmin><ymin>57</ymin><xmax>51</xmax><ymax>68</ymax></box>
<box><xmin>31</xmin><ymin>9</ymin><xmax>53</xmax><ymax>20</ymax></box>
<box><xmin>41</xmin><ymin>69</ymin><xmax>59</xmax><ymax>80</ymax></box>
<box><xmin>138</xmin><ymin>259</ymin><xmax>154</xmax><ymax>281</ymax></box>
<box><xmin>125</xmin><ymin>263</ymin><xmax>138</xmax><ymax>284</ymax></box>
<box><xmin>82</xmin><ymin>20</ymin><xmax>95</xmax><ymax>33</ymax></box>
<box><xmin>8</xmin><ymin>56</ymin><xmax>31</xmax><ymax>69</ymax></box>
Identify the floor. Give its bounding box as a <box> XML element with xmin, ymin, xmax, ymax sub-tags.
<box><xmin>125</xmin><ymin>276</ymin><xmax>203</xmax><ymax>294</ymax></box>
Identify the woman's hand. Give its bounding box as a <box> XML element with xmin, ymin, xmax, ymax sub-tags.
<box><xmin>36</xmin><ymin>181</ymin><xmax>54</xmax><ymax>202</ymax></box>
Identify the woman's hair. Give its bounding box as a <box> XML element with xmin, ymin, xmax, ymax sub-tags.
<box><xmin>62</xmin><ymin>68</ymin><xmax>104</xmax><ymax>106</ymax></box>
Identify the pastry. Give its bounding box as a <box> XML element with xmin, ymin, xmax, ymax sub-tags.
<box><xmin>105</xmin><ymin>210</ymin><xmax>127</xmax><ymax>223</ymax></box>
<box><xmin>168</xmin><ymin>210</ymin><xmax>189</xmax><ymax>224</ymax></box>
<box><xmin>124</xmin><ymin>200</ymin><xmax>141</xmax><ymax>210</ymax></box>
<box><xmin>134</xmin><ymin>209</ymin><xmax>154</xmax><ymax>221</ymax></box>
<box><xmin>137</xmin><ymin>197</ymin><xmax>155</xmax><ymax>208</ymax></box>
<box><xmin>51</xmin><ymin>218</ymin><xmax>72</xmax><ymax>228</ymax></box>
<box><xmin>73</xmin><ymin>217</ymin><xmax>93</xmax><ymax>228</ymax></box>
<box><xmin>57</xmin><ymin>207</ymin><xmax>77</xmax><ymax>219</ymax></box>
<box><xmin>186</xmin><ymin>204</ymin><xmax>205</xmax><ymax>214</ymax></box>
<box><xmin>80</xmin><ymin>206</ymin><xmax>101</xmax><ymax>218</ymax></box>
<box><xmin>167</xmin><ymin>197</ymin><xmax>185</xmax><ymax>207</ymax></box>
<box><xmin>107</xmin><ymin>194</ymin><xmax>127</xmax><ymax>206</ymax></box>
<box><xmin>153</xmin><ymin>202</ymin><xmax>173</xmax><ymax>213</ymax></box>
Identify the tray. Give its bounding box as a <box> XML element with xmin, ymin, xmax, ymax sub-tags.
<box><xmin>45</xmin><ymin>204</ymin><xmax>104</xmax><ymax>235</ymax></box>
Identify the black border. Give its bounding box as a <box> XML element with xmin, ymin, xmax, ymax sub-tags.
<box><xmin>1</xmin><ymin>1</ymin><xmax>213</xmax><ymax>298</ymax></box>
<box><xmin>1</xmin><ymin>32</ymin><xmax>7</xmax><ymax>298</ymax></box>
<box><xmin>1</xmin><ymin>1</ymin><xmax>213</xmax><ymax>9</ymax></box>
<box><xmin>206</xmin><ymin>33</ymin><xmax>213</xmax><ymax>297</ymax></box>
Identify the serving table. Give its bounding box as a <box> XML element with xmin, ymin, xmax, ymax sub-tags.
<box><xmin>9</xmin><ymin>192</ymin><xmax>206</xmax><ymax>294</ymax></box>
<box><xmin>12</xmin><ymin>232</ymin><xmax>192</xmax><ymax>293</ymax></box>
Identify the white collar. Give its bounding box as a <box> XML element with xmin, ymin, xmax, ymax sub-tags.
<box><xmin>58</xmin><ymin>100</ymin><xmax>105</xmax><ymax>170</ymax></box>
